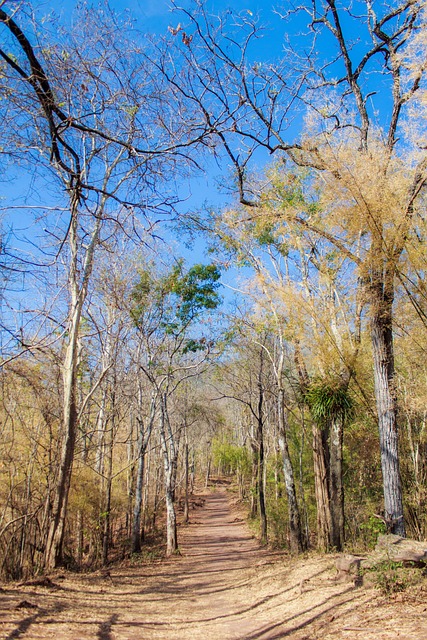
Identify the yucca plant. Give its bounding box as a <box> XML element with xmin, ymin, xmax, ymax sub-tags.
<box><xmin>305</xmin><ymin>381</ymin><xmax>353</xmax><ymax>425</ymax></box>
<box><xmin>305</xmin><ymin>379</ymin><xmax>353</xmax><ymax>551</ymax></box>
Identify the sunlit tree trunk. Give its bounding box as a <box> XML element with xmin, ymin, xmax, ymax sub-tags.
<box><xmin>256</xmin><ymin>382</ymin><xmax>267</xmax><ymax>545</ymax></box>
<box><xmin>132</xmin><ymin>441</ymin><xmax>145</xmax><ymax>554</ymax></box>
<box><xmin>251</xmin><ymin>344</ymin><xmax>267</xmax><ymax>543</ymax></box>
<box><xmin>152</xmin><ymin>462</ymin><xmax>162</xmax><ymax>531</ymax></box>
<box><xmin>101</xmin><ymin>431</ymin><xmax>113</xmax><ymax>566</ymax></box>
<box><xmin>370</xmin><ymin>276</ymin><xmax>405</xmax><ymax>536</ymax></box>
<box><xmin>312</xmin><ymin>424</ymin><xmax>332</xmax><ymax>551</ymax></box>
<box><xmin>277</xmin><ymin>387</ymin><xmax>306</xmax><ymax>553</ymax></box>
<box><xmin>132</xmin><ymin>390</ymin><xmax>156</xmax><ymax>553</ymax></box>
<box><xmin>329</xmin><ymin>415</ymin><xmax>344</xmax><ymax>550</ymax></box>
<box><xmin>44</xmin><ymin>202</ymin><xmax>101</xmax><ymax>570</ymax></box>
<box><xmin>102</xmin><ymin>397</ymin><xmax>114</xmax><ymax>566</ymax></box>
<box><xmin>189</xmin><ymin>449</ymin><xmax>195</xmax><ymax>495</ymax></box>
<box><xmin>205</xmin><ymin>454</ymin><xmax>211</xmax><ymax>488</ymax></box>
<box><xmin>44</xmin><ymin>204</ymin><xmax>79</xmax><ymax>570</ymax></box>
<box><xmin>183</xmin><ymin>441</ymin><xmax>190</xmax><ymax>524</ymax></box>
<box><xmin>44</xmin><ymin>291</ymin><xmax>79</xmax><ymax>569</ymax></box>
<box><xmin>159</xmin><ymin>393</ymin><xmax>178</xmax><ymax>555</ymax></box>
<box><xmin>250</xmin><ymin>438</ymin><xmax>258</xmax><ymax>518</ymax></box>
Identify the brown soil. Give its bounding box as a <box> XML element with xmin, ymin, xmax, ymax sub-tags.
<box><xmin>1</xmin><ymin>486</ymin><xmax>427</xmax><ymax>639</ymax></box>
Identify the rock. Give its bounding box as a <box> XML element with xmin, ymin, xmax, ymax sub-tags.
<box><xmin>374</xmin><ymin>534</ymin><xmax>427</xmax><ymax>566</ymax></box>
<box><xmin>336</xmin><ymin>554</ymin><xmax>364</xmax><ymax>573</ymax></box>
<box><xmin>334</xmin><ymin>554</ymin><xmax>364</xmax><ymax>583</ymax></box>
<box><xmin>376</xmin><ymin>533</ymin><xmax>403</xmax><ymax>547</ymax></box>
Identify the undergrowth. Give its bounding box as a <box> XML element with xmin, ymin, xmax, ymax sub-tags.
<box><xmin>366</xmin><ymin>560</ymin><xmax>426</xmax><ymax>595</ymax></box>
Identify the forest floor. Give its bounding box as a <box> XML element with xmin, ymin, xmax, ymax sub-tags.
<box><xmin>1</xmin><ymin>483</ymin><xmax>427</xmax><ymax>639</ymax></box>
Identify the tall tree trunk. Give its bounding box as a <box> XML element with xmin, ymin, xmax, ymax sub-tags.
<box><xmin>77</xmin><ymin>413</ymin><xmax>89</xmax><ymax>568</ymax></box>
<box><xmin>205</xmin><ymin>455</ymin><xmax>211</xmax><ymax>488</ymax></box>
<box><xmin>102</xmin><ymin>413</ymin><xmax>114</xmax><ymax>566</ymax></box>
<box><xmin>132</xmin><ymin>446</ymin><xmax>145</xmax><ymax>554</ymax></box>
<box><xmin>190</xmin><ymin>449</ymin><xmax>195</xmax><ymax>495</ymax></box>
<box><xmin>102</xmin><ymin>466</ymin><xmax>112</xmax><ymax>566</ymax></box>
<box><xmin>312</xmin><ymin>424</ymin><xmax>332</xmax><ymax>551</ymax></box>
<box><xmin>256</xmin><ymin>355</ymin><xmax>267</xmax><ymax>544</ymax></box>
<box><xmin>294</xmin><ymin>339</ymin><xmax>332</xmax><ymax>550</ymax></box>
<box><xmin>44</xmin><ymin>203</ymin><xmax>101</xmax><ymax>570</ymax></box>
<box><xmin>371</xmin><ymin>283</ymin><xmax>405</xmax><ymax>536</ymax></box>
<box><xmin>183</xmin><ymin>442</ymin><xmax>190</xmax><ymax>524</ymax></box>
<box><xmin>257</xmin><ymin>418</ymin><xmax>267</xmax><ymax>544</ymax></box>
<box><xmin>152</xmin><ymin>462</ymin><xmax>162</xmax><ymax>531</ymax></box>
<box><xmin>126</xmin><ymin>423</ymin><xmax>134</xmax><ymax>540</ymax></box>
<box><xmin>165</xmin><ymin>470</ymin><xmax>178</xmax><ymax>555</ymax></box>
<box><xmin>44</xmin><ymin>319</ymin><xmax>79</xmax><ymax>569</ymax></box>
<box><xmin>277</xmin><ymin>388</ymin><xmax>305</xmax><ymax>553</ymax></box>
<box><xmin>160</xmin><ymin>393</ymin><xmax>178</xmax><ymax>555</ymax></box>
<box><xmin>329</xmin><ymin>415</ymin><xmax>344</xmax><ymax>550</ymax></box>
<box><xmin>132</xmin><ymin>390</ymin><xmax>156</xmax><ymax>552</ymax></box>
<box><xmin>250</xmin><ymin>442</ymin><xmax>258</xmax><ymax>519</ymax></box>
<box><xmin>142</xmin><ymin>448</ymin><xmax>151</xmax><ymax>538</ymax></box>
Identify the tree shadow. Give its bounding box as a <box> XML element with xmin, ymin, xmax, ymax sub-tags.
<box><xmin>243</xmin><ymin>590</ymin><xmax>355</xmax><ymax>639</ymax></box>
<box><xmin>97</xmin><ymin>613</ymin><xmax>119</xmax><ymax>640</ymax></box>
<box><xmin>5</xmin><ymin>603</ymin><xmax>66</xmax><ymax>640</ymax></box>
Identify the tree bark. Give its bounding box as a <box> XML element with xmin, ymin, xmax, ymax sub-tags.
<box><xmin>44</xmin><ymin>312</ymin><xmax>79</xmax><ymax>569</ymax></box>
<box><xmin>277</xmin><ymin>388</ymin><xmax>306</xmax><ymax>553</ymax></box>
<box><xmin>132</xmin><ymin>447</ymin><xmax>145</xmax><ymax>554</ymax></box>
<box><xmin>250</xmin><ymin>443</ymin><xmax>258</xmax><ymax>518</ymax></box>
<box><xmin>256</xmin><ymin>350</ymin><xmax>267</xmax><ymax>544</ymax></box>
<box><xmin>101</xmin><ymin>438</ymin><xmax>113</xmax><ymax>566</ymax></box>
<box><xmin>205</xmin><ymin>455</ymin><xmax>211</xmax><ymax>488</ymax></box>
<box><xmin>329</xmin><ymin>415</ymin><xmax>344</xmax><ymax>550</ymax></box>
<box><xmin>44</xmin><ymin>202</ymin><xmax>101</xmax><ymax>570</ymax></box>
<box><xmin>183</xmin><ymin>442</ymin><xmax>190</xmax><ymax>524</ymax></box>
<box><xmin>132</xmin><ymin>388</ymin><xmax>156</xmax><ymax>553</ymax></box>
<box><xmin>257</xmin><ymin>417</ymin><xmax>267</xmax><ymax>544</ymax></box>
<box><xmin>165</xmin><ymin>473</ymin><xmax>178</xmax><ymax>555</ymax></box>
<box><xmin>312</xmin><ymin>424</ymin><xmax>332</xmax><ymax>551</ymax></box>
<box><xmin>160</xmin><ymin>393</ymin><xmax>178</xmax><ymax>555</ymax></box>
<box><xmin>371</xmin><ymin>283</ymin><xmax>405</xmax><ymax>536</ymax></box>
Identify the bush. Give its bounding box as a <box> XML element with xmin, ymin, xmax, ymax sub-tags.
<box><xmin>368</xmin><ymin>560</ymin><xmax>424</xmax><ymax>595</ymax></box>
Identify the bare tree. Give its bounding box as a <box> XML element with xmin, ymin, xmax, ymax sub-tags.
<box><xmin>0</xmin><ymin>3</ymin><xmax>219</xmax><ymax>568</ymax></box>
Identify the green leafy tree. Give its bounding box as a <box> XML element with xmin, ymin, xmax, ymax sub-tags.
<box><xmin>130</xmin><ymin>260</ymin><xmax>221</xmax><ymax>555</ymax></box>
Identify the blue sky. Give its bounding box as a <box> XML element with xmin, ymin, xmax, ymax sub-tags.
<box><xmin>45</xmin><ymin>0</ymin><xmax>288</xmax><ymax>58</ymax></box>
<box><xmin>0</xmin><ymin>0</ymin><xmax>397</xmax><ymax>310</ymax></box>
<box><xmin>1</xmin><ymin>1</ymin><xmax>293</xmax><ymax>265</ymax></box>
<box><xmin>49</xmin><ymin>1</ymin><xmax>265</xmax><ymax>22</ymax></box>
<box><xmin>1</xmin><ymin>0</ymin><xmax>418</xmax><ymax>352</ymax></box>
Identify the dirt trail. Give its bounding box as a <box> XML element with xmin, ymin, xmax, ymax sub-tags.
<box><xmin>1</xmin><ymin>487</ymin><xmax>427</xmax><ymax>639</ymax></box>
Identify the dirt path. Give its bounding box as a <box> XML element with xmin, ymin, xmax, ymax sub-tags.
<box><xmin>1</xmin><ymin>488</ymin><xmax>427</xmax><ymax>639</ymax></box>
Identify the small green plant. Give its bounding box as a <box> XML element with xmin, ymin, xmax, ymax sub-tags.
<box><xmin>360</xmin><ymin>515</ymin><xmax>387</xmax><ymax>548</ymax></box>
<box><xmin>369</xmin><ymin>560</ymin><xmax>421</xmax><ymax>595</ymax></box>
<box><xmin>129</xmin><ymin>545</ymin><xmax>165</xmax><ymax>565</ymax></box>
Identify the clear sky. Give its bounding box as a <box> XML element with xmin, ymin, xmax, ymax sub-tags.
<box><xmin>1</xmin><ymin>1</ymin><xmax>281</xmax><ymax>308</ymax></box>
<box><xmin>43</xmin><ymin>0</ymin><xmax>289</xmax><ymax>60</ymax></box>
<box><xmin>0</xmin><ymin>0</ymin><xmax>382</xmax><ymax>305</ymax></box>
<box><xmin>10</xmin><ymin>0</ymin><xmax>295</xmax><ymax>264</ymax></box>
<box><xmin>0</xmin><ymin>0</ymin><xmax>411</xmax><ymax>349</ymax></box>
